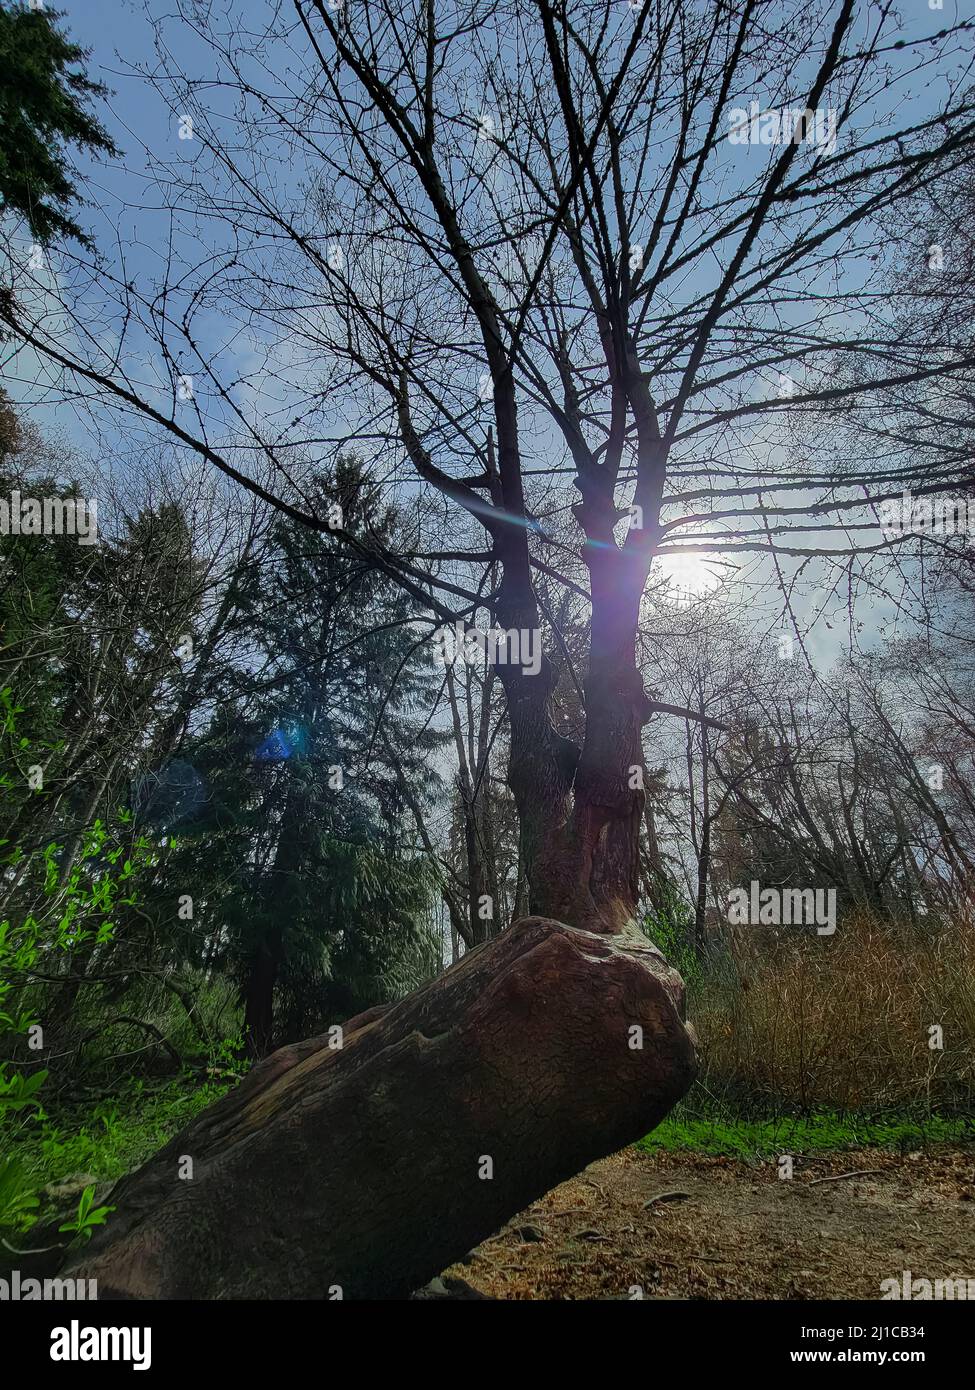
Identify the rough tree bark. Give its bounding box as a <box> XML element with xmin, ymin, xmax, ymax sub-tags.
<box><xmin>67</xmin><ymin>916</ymin><xmax>695</xmax><ymax>1299</ymax></box>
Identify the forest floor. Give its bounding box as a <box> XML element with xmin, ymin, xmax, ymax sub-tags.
<box><xmin>446</xmin><ymin>1145</ymin><xmax>975</xmax><ymax>1299</ymax></box>
<box><xmin>10</xmin><ymin>1077</ymin><xmax>973</xmax><ymax>1301</ymax></box>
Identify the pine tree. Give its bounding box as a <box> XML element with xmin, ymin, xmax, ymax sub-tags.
<box><xmin>156</xmin><ymin>467</ymin><xmax>445</xmax><ymax>1055</ymax></box>
<box><xmin>0</xmin><ymin>2</ymin><xmax>119</xmax><ymax>246</ymax></box>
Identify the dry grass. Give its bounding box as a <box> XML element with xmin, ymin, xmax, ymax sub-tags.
<box><xmin>690</xmin><ymin>912</ymin><xmax>975</xmax><ymax>1113</ymax></box>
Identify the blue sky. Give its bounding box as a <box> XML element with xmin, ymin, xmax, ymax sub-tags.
<box><xmin>5</xmin><ymin>0</ymin><xmax>974</xmax><ymax>669</ymax></box>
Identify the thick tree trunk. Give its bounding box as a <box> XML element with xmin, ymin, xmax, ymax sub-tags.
<box><xmin>499</xmin><ymin>542</ymin><xmax>653</xmax><ymax>936</ymax></box>
<box><xmin>242</xmin><ymin>939</ymin><xmax>278</xmax><ymax>1059</ymax></box>
<box><xmin>67</xmin><ymin>916</ymin><xmax>695</xmax><ymax>1299</ymax></box>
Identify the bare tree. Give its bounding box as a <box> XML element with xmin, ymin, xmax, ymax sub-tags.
<box><xmin>7</xmin><ymin>0</ymin><xmax>975</xmax><ymax>1297</ymax></box>
<box><xmin>6</xmin><ymin>0</ymin><xmax>975</xmax><ymax>937</ymax></box>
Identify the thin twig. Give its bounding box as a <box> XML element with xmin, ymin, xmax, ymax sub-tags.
<box><xmin>806</xmin><ymin>1169</ymin><xmax>886</xmax><ymax>1186</ymax></box>
<box><xmin>2</xmin><ymin>1235</ymin><xmax>65</xmax><ymax>1256</ymax></box>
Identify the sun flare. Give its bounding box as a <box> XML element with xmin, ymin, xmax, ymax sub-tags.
<box><xmin>654</xmin><ymin>551</ymin><xmax>721</xmax><ymax>599</ymax></box>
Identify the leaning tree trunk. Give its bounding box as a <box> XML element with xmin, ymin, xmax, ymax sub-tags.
<box><xmin>67</xmin><ymin>916</ymin><xmax>695</xmax><ymax>1299</ymax></box>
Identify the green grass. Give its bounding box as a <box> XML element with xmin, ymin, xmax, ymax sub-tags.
<box><xmin>636</xmin><ymin>1104</ymin><xmax>975</xmax><ymax>1158</ymax></box>
<box><xmin>7</xmin><ymin>1073</ymin><xmax>232</xmax><ymax>1194</ymax></box>
<box><xmin>8</xmin><ymin>1072</ymin><xmax>975</xmax><ymax>1233</ymax></box>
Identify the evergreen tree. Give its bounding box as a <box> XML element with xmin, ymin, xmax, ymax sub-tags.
<box><xmin>0</xmin><ymin>1</ymin><xmax>118</xmax><ymax>246</ymax></box>
<box><xmin>156</xmin><ymin>467</ymin><xmax>445</xmax><ymax>1055</ymax></box>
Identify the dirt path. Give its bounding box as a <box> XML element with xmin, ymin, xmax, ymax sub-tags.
<box><xmin>446</xmin><ymin>1147</ymin><xmax>975</xmax><ymax>1299</ymax></box>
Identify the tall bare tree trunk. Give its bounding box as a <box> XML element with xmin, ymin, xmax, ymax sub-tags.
<box><xmin>497</xmin><ymin>523</ymin><xmax>656</xmax><ymax>935</ymax></box>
